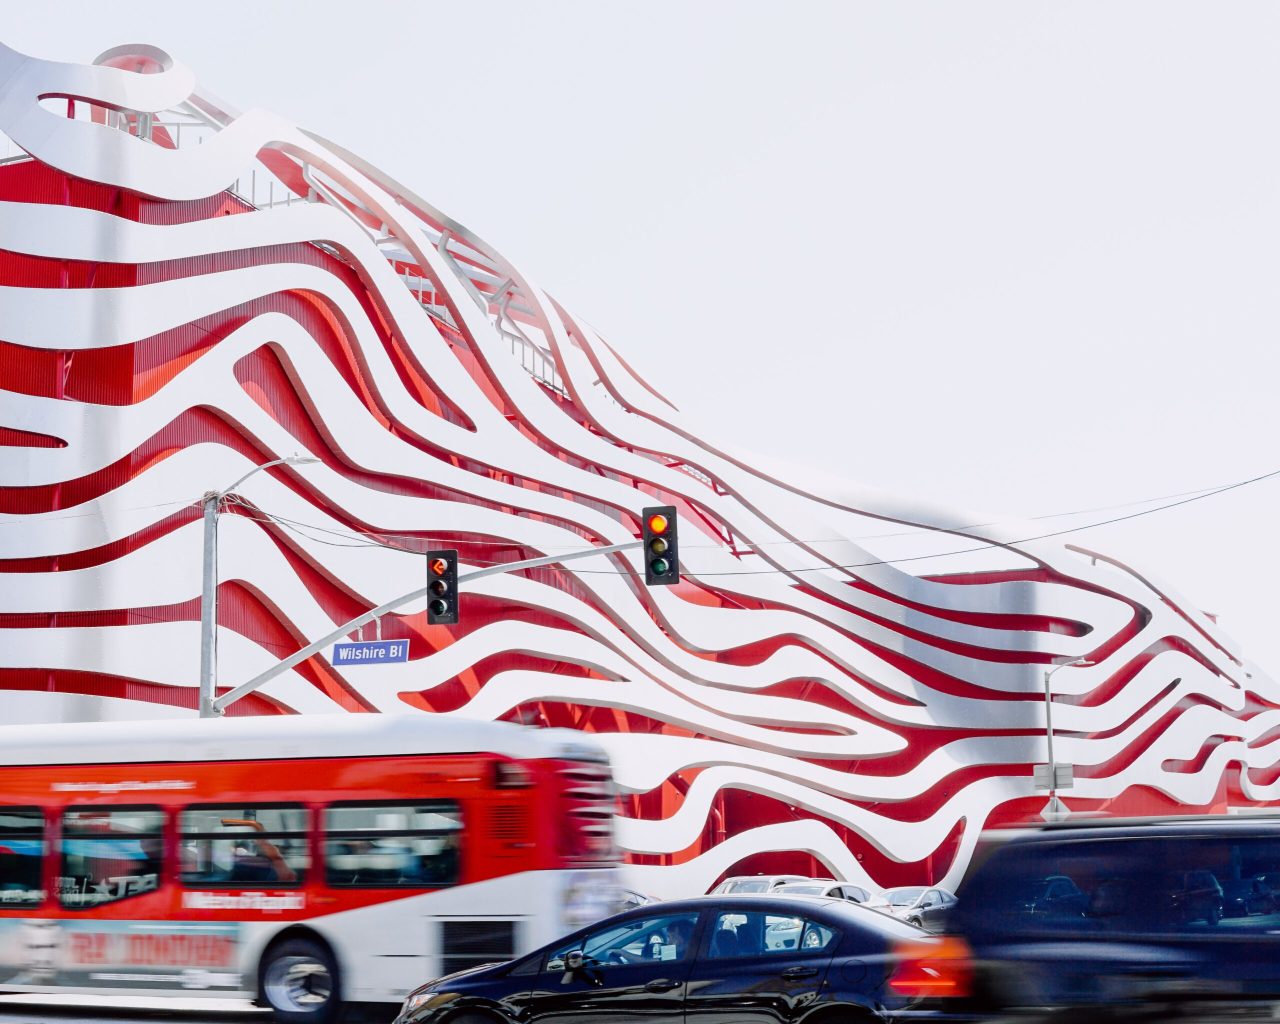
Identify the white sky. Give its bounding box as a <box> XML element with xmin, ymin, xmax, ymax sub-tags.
<box><xmin>6</xmin><ymin>2</ymin><xmax>1279</xmax><ymax>674</ymax></box>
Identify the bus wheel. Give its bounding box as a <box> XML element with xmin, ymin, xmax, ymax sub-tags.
<box><xmin>260</xmin><ymin>937</ymin><xmax>341</xmax><ymax>1024</ymax></box>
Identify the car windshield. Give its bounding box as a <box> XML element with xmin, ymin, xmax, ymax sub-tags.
<box><xmin>886</xmin><ymin>887</ymin><xmax>926</xmax><ymax>906</ymax></box>
<box><xmin>778</xmin><ymin>884</ymin><xmax>826</xmax><ymax>895</ymax></box>
<box><xmin>726</xmin><ymin>879</ymin><xmax>772</xmax><ymax>893</ymax></box>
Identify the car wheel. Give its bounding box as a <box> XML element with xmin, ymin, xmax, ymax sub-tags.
<box><xmin>908</xmin><ymin>916</ymin><xmax>923</xmax><ymax>929</ymax></box>
<box><xmin>260</xmin><ymin>937</ymin><xmax>341</xmax><ymax>1024</ymax></box>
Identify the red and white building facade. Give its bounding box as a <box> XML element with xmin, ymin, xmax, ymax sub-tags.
<box><xmin>0</xmin><ymin>40</ymin><xmax>1276</xmax><ymax>898</ymax></box>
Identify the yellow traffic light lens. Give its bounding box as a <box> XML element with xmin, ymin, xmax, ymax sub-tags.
<box><xmin>646</xmin><ymin>513</ymin><xmax>669</xmax><ymax>535</ymax></box>
<box><xmin>429</xmin><ymin>579</ymin><xmax>448</xmax><ymax>596</ymax></box>
<box><xmin>649</xmin><ymin>537</ymin><xmax>668</xmax><ymax>555</ymax></box>
<box><xmin>429</xmin><ymin>557</ymin><xmax>449</xmax><ymax>577</ymax></box>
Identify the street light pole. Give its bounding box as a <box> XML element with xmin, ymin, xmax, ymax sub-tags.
<box><xmin>1043</xmin><ymin>656</ymin><xmax>1093</xmax><ymax>814</ymax></box>
<box><xmin>198</xmin><ymin>455</ymin><xmax>319</xmax><ymax>718</ymax></box>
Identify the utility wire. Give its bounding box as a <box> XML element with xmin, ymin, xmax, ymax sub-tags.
<box><xmin>573</xmin><ymin>462</ymin><xmax>1280</xmax><ymax>577</ymax></box>
<box><xmin>0</xmin><ymin>498</ymin><xmax>197</xmax><ymax>527</ymax></box>
<box><xmin>220</xmin><ymin>473</ymin><xmax>1247</xmax><ymax>553</ymax></box>
<box><xmin>234</xmin><ymin>463</ymin><xmax>1280</xmax><ymax>577</ymax></box>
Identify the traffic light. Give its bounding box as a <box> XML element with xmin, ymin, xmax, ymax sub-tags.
<box><xmin>641</xmin><ymin>506</ymin><xmax>679</xmax><ymax>586</ymax></box>
<box><xmin>426</xmin><ymin>549</ymin><xmax>458</xmax><ymax>625</ymax></box>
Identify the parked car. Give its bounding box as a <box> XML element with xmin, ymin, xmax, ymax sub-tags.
<box><xmin>394</xmin><ymin>894</ymin><xmax>942</xmax><ymax>1024</ymax></box>
<box><xmin>941</xmin><ymin>814</ymin><xmax>1280</xmax><ymax>1016</ymax></box>
<box><xmin>610</xmin><ymin>887</ymin><xmax>659</xmax><ymax>913</ymax></box>
<box><xmin>876</xmin><ymin>886</ymin><xmax>958</xmax><ymax>932</ymax></box>
<box><xmin>773</xmin><ymin>879</ymin><xmax>875</xmax><ymax>904</ymax></box>
<box><xmin>707</xmin><ymin>873</ymin><xmax>808</xmax><ymax>895</ymax></box>
<box><xmin>1221</xmin><ymin>876</ymin><xmax>1274</xmax><ymax>917</ymax></box>
<box><xmin>1006</xmin><ymin>873</ymin><xmax>1089</xmax><ymax>918</ymax></box>
<box><xmin>1170</xmin><ymin>868</ymin><xmax>1225</xmax><ymax>925</ymax></box>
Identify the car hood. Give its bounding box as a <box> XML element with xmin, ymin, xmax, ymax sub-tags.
<box><xmin>410</xmin><ymin>961</ymin><xmax>504</xmax><ymax>995</ymax></box>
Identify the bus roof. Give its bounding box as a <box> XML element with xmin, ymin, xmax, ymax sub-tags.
<box><xmin>0</xmin><ymin>715</ymin><xmax>608</xmax><ymax>767</ymax></box>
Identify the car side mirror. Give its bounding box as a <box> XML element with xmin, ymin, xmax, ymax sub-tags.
<box><xmin>565</xmin><ymin>950</ymin><xmax>584</xmax><ymax>972</ymax></box>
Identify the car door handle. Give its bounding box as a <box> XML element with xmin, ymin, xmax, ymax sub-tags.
<box><xmin>645</xmin><ymin>978</ymin><xmax>681</xmax><ymax>993</ymax></box>
<box><xmin>782</xmin><ymin>966</ymin><xmax>819</xmax><ymax>980</ymax></box>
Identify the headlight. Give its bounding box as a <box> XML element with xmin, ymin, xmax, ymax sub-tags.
<box><xmin>400</xmin><ymin>991</ymin><xmax>430</xmax><ymax>1016</ymax></box>
<box><xmin>404</xmin><ymin>993</ymin><xmax>460</xmax><ymax>1013</ymax></box>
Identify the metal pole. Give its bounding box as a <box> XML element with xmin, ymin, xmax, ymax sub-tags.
<box><xmin>211</xmin><ymin>540</ymin><xmax>644</xmax><ymax>715</ymax></box>
<box><xmin>197</xmin><ymin>492</ymin><xmax>220</xmax><ymax>718</ymax></box>
<box><xmin>1042</xmin><ymin>657</ymin><xmax>1091</xmax><ymax>814</ymax></box>
<box><xmin>196</xmin><ymin>456</ymin><xmax>317</xmax><ymax>718</ymax></box>
<box><xmin>1044</xmin><ymin>666</ymin><xmax>1056</xmax><ymax>804</ymax></box>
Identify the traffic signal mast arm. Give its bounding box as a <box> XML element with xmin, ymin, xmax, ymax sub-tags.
<box><xmin>208</xmin><ymin>538</ymin><xmax>644</xmax><ymax>716</ymax></box>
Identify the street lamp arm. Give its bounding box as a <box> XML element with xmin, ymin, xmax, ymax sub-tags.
<box><xmin>215</xmin><ymin>455</ymin><xmax>320</xmax><ymax>504</ymax></box>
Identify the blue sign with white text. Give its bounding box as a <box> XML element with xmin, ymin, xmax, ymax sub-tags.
<box><xmin>332</xmin><ymin>640</ymin><xmax>410</xmax><ymax>665</ymax></box>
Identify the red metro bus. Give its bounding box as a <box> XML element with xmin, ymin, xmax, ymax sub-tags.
<box><xmin>0</xmin><ymin>715</ymin><xmax>620</xmax><ymax>1022</ymax></box>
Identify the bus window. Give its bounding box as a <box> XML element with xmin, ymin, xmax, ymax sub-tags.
<box><xmin>0</xmin><ymin>808</ymin><xmax>45</xmax><ymax>907</ymax></box>
<box><xmin>59</xmin><ymin>807</ymin><xmax>163</xmax><ymax>909</ymax></box>
<box><xmin>324</xmin><ymin>802</ymin><xmax>461</xmax><ymax>888</ymax></box>
<box><xmin>179</xmin><ymin>805</ymin><xmax>309</xmax><ymax>887</ymax></box>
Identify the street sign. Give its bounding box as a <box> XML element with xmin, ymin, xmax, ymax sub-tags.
<box><xmin>332</xmin><ymin>639</ymin><xmax>410</xmax><ymax>665</ymax></box>
<box><xmin>1033</xmin><ymin>763</ymin><xmax>1074</xmax><ymax>790</ymax></box>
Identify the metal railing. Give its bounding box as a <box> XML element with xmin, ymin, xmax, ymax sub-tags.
<box><xmin>14</xmin><ymin>100</ymin><xmax>570</xmax><ymax>395</ymax></box>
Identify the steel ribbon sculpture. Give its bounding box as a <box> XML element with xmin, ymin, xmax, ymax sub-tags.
<box><xmin>0</xmin><ymin>41</ymin><xmax>1276</xmax><ymax>897</ymax></box>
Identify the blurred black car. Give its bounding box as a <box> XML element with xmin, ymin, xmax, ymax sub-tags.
<box><xmin>938</xmin><ymin>814</ymin><xmax>1280</xmax><ymax>1016</ymax></box>
<box><xmin>395</xmin><ymin>894</ymin><xmax>949</xmax><ymax>1024</ymax></box>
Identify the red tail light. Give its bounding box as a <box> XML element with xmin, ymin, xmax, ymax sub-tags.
<box><xmin>888</xmin><ymin>936</ymin><xmax>973</xmax><ymax>999</ymax></box>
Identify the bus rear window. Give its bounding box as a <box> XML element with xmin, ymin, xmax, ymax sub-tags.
<box><xmin>0</xmin><ymin>808</ymin><xmax>45</xmax><ymax>907</ymax></box>
<box><xmin>557</xmin><ymin>761</ymin><xmax>617</xmax><ymax>866</ymax></box>
<box><xmin>60</xmin><ymin>807</ymin><xmax>163</xmax><ymax>909</ymax></box>
<box><xmin>324</xmin><ymin>802</ymin><xmax>461</xmax><ymax>888</ymax></box>
<box><xmin>180</xmin><ymin>805</ymin><xmax>308</xmax><ymax>887</ymax></box>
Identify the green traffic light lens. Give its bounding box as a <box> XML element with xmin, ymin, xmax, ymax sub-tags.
<box><xmin>649</xmin><ymin>537</ymin><xmax>668</xmax><ymax>556</ymax></box>
<box><xmin>650</xmin><ymin>557</ymin><xmax>670</xmax><ymax>576</ymax></box>
<box><xmin>429</xmin><ymin>599</ymin><xmax>449</xmax><ymax>617</ymax></box>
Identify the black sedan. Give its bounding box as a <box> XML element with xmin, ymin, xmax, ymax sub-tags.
<box><xmin>396</xmin><ymin>894</ymin><xmax>948</xmax><ymax>1024</ymax></box>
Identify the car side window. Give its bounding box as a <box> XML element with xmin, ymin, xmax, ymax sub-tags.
<box><xmin>706</xmin><ymin>911</ymin><xmax>837</xmax><ymax>958</ymax></box>
<box><xmin>545</xmin><ymin>912</ymin><xmax>699</xmax><ymax>971</ymax></box>
<box><xmin>967</xmin><ymin>834</ymin><xmax>1280</xmax><ymax>936</ymax></box>
<box><xmin>922</xmin><ymin>890</ymin><xmax>940</xmax><ymax>908</ymax></box>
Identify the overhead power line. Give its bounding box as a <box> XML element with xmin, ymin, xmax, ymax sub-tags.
<box><xmin>234</xmin><ymin>463</ymin><xmax>1280</xmax><ymax>577</ymax></box>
